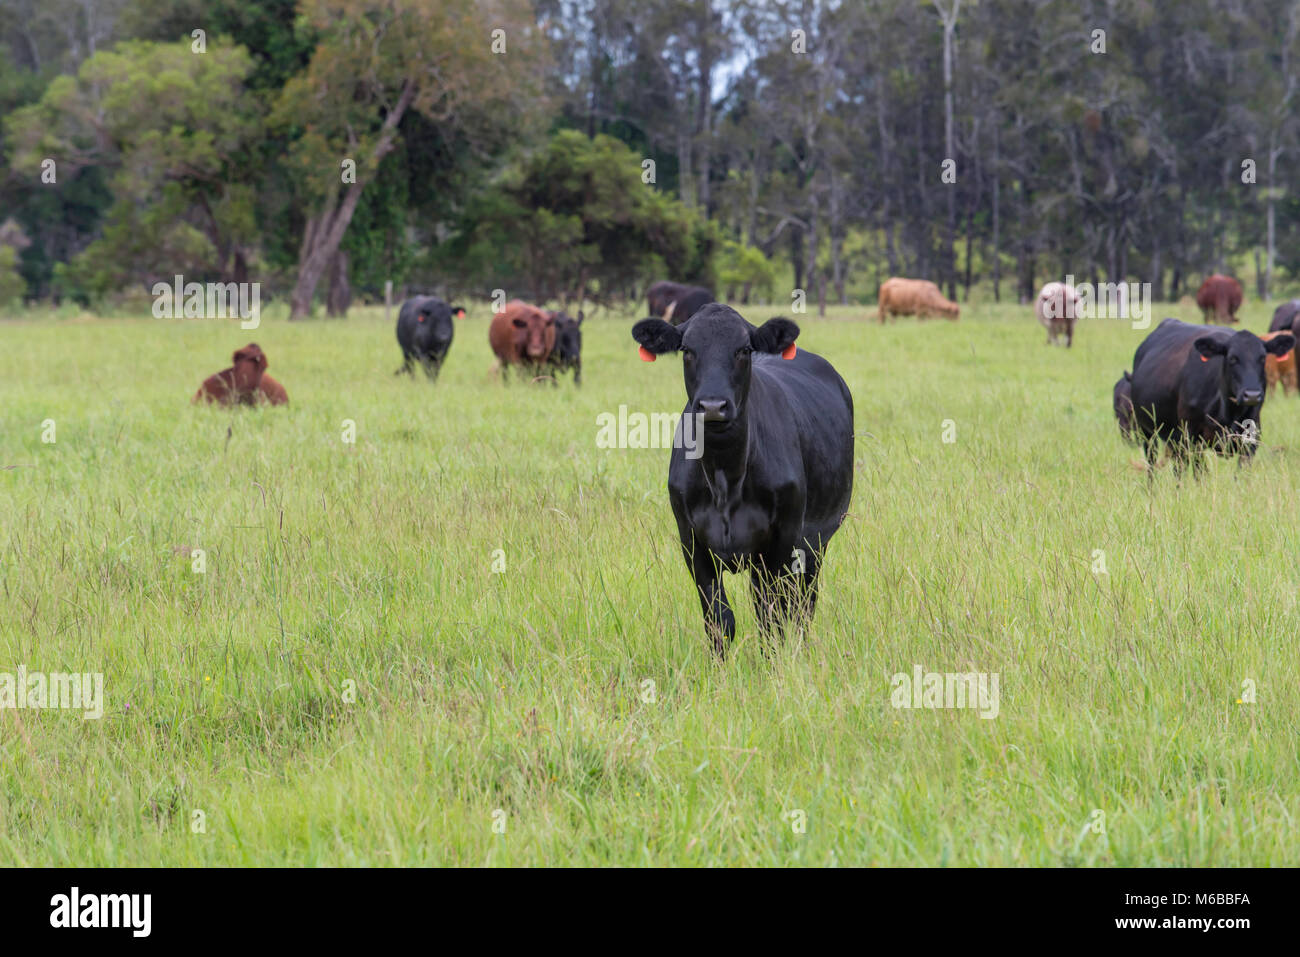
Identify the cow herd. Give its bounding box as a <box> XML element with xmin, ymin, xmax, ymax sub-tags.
<box><xmin>184</xmin><ymin>276</ymin><xmax>1300</xmax><ymax>654</ymax></box>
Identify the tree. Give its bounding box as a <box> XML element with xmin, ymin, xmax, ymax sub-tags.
<box><xmin>5</xmin><ymin>39</ymin><xmax>265</xmax><ymax>299</ymax></box>
<box><xmin>273</xmin><ymin>0</ymin><xmax>546</xmax><ymax>318</ymax></box>
<box><xmin>448</xmin><ymin>130</ymin><xmax>716</xmax><ymax>305</ymax></box>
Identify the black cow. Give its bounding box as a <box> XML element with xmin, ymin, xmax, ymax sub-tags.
<box><xmin>548</xmin><ymin>310</ymin><xmax>583</xmax><ymax>385</ymax></box>
<box><xmin>632</xmin><ymin>305</ymin><xmax>854</xmax><ymax>656</ymax></box>
<box><xmin>1129</xmin><ymin>318</ymin><xmax>1293</xmax><ymax>474</ymax></box>
<box><xmin>1268</xmin><ymin>299</ymin><xmax>1300</xmax><ymax>333</ymax></box>
<box><xmin>647</xmin><ymin>280</ymin><xmax>714</xmax><ymax>326</ymax></box>
<box><xmin>395</xmin><ymin>296</ymin><xmax>456</xmax><ymax>380</ymax></box>
<box><xmin>1113</xmin><ymin>371</ymin><xmax>1136</xmax><ymax>443</ymax></box>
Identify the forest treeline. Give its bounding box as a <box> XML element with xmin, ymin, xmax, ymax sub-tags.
<box><xmin>1</xmin><ymin>0</ymin><xmax>1297</xmax><ymax>316</ymax></box>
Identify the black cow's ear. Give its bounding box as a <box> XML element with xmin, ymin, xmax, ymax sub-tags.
<box><xmin>1265</xmin><ymin>334</ymin><xmax>1295</xmax><ymax>356</ymax></box>
<box><xmin>1194</xmin><ymin>336</ymin><xmax>1228</xmax><ymax>359</ymax></box>
<box><xmin>751</xmin><ymin>317</ymin><xmax>800</xmax><ymax>354</ymax></box>
<box><xmin>632</xmin><ymin>318</ymin><xmax>682</xmax><ymax>355</ymax></box>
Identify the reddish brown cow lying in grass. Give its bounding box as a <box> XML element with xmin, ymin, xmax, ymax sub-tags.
<box><xmin>193</xmin><ymin>343</ymin><xmax>289</xmax><ymax>406</ymax></box>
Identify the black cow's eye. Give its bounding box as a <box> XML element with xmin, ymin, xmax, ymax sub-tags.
<box><xmin>736</xmin><ymin>347</ymin><xmax>753</xmax><ymax>359</ymax></box>
<box><xmin>682</xmin><ymin>349</ymin><xmax>695</xmax><ymax>361</ymax></box>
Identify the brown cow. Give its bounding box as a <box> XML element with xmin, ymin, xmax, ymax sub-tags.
<box><xmin>1262</xmin><ymin>331</ymin><xmax>1297</xmax><ymax>396</ymax></box>
<box><xmin>488</xmin><ymin>300</ymin><xmax>556</xmax><ymax>380</ymax></box>
<box><xmin>193</xmin><ymin>343</ymin><xmax>288</xmax><ymax>406</ymax></box>
<box><xmin>877</xmin><ymin>277</ymin><xmax>960</xmax><ymax>323</ymax></box>
<box><xmin>257</xmin><ymin>374</ymin><xmax>289</xmax><ymax>405</ymax></box>
<box><xmin>1196</xmin><ymin>274</ymin><xmax>1243</xmax><ymax>324</ymax></box>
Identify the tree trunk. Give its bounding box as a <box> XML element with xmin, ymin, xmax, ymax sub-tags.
<box><xmin>1266</xmin><ymin>143</ymin><xmax>1278</xmax><ymax>301</ymax></box>
<box><xmin>326</xmin><ymin>249</ymin><xmax>351</xmax><ymax>317</ymax></box>
<box><xmin>695</xmin><ymin>2</ymin><xmax>715</xmax><ymax>214</ymax></box>
<box><xmin>289</xmin><ymin>81</ymin><xmax>415</xmax><ymax>320</ymax></box>
<box><xmin>677</xmin><ymin>129</ymin><xmax>693</xmax><ymax>207</ymax></box>
<box><xmin>790</xmin><ymin>227</ymin><xmax>804</xmax><ymax>295</ymax></box>
<box><xmin>1149</xmin><ymin>241</ymin><xmax>1163</xmax><ymax>302</ymax></box>
<box><xmin>991</xmin><ymin>121</ymin><xmax>1001</xmax><ymax>303</ymax></box>
<box><xmin>937</xmin><ymin>0</ymin><xmax>960</xmax><ymax>302</ymax></box>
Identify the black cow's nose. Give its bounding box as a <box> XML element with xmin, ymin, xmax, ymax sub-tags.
<box><xmin>1241</xmin><ymin>390</ymin><xmax>1263</xmax><ymax>406</ymax></box>
<box><xmin>695</xmin><ymin>398</ymin><xmax>730</xmax><ymax>421</ymax></box>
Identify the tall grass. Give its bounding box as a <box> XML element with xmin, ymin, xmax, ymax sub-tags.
<box><xmin>1</xmin><ymin>299</ymin><xmax>1297</xmax><ymax>865</ymax></box>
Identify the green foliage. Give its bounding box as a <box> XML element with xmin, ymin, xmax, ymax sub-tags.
<box><xmin>4</xmin><ymin>39</ymin><xmax>266</xmax><ymax>300</ymax></box>
<box><xmin>0</xmin><ymin>245</ymin><xmax>24</xmax><ymax>306</ymax></box>
<box><xmin>717</xmin><ymin>239</ymin><xmax>777</xmax><ymax>301</ymax></box>
<box><xmin>446</xmin><ymin>130</ymin><xmax>717</xmax><ymax>302</ymax></box>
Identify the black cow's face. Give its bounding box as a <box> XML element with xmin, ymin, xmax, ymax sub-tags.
<box><xmin>1195</xmin><ymin>331</ymin><xmax>1293</xmax><ymax>407</ymax></box>
<box><xmin>1113</xmin><ymin>372</ymin><xmax>1134</xmax><ymax>434</ymax></box>
<box><xmin>418</xmin><ymin>301</ymin><xmax>453</xmax><ymax>342</ymax></box>
<box><xmin>551</xmin><ymin>312</ymin><xmax>582</xmax><ymax>361</ymax></box>
<box><xmin>632</xmin><ymin>306</ymin><xmax>799</xmax><ymax>427</ymax></box>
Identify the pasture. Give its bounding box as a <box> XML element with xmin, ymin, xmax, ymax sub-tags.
<box><xmin>2</xmin><ymin>301</ymin><xmax>1299</xmax><ymax>866</ymax></box>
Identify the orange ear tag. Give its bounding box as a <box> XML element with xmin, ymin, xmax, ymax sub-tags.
<box><xmin>1200</xmin><ymin>355</ymin><xmax>1208</xmax><ymax>362</ymax></box>
<box><xmin>638</xmin><ymin>346</ymin><xmax>657</xmax><ymax>362</ymax></box>
<box><xmin>781</xmin><ymin>343</ymin><xmax>797</xmax><ymax>360</ymax></box>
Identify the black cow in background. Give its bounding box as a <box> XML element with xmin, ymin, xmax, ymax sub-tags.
<box><xmin>395</xmin><ymin>296</ymin><xmax>458</xmax><ymax>380</ymax></box>
<box><xmin>1113</xmin><ymin>371</ymin><xmax>1136</xmax><ymax>443</ymax></box>
<box><xmin>646</xmin><ymin>280</ymin><xmax>714</xmax><ymax>326</ymax></box>
<box><xmin>548</xmin><ymin>310</ymin><xmax>583</xmax><ymax>384</ymax></box>
<box><xmin>1129</xmin><ymin>318</ymin><xmax>1293</xmax><ymax>475</ymax></box>
<box><xmin>632</xmin><ymin>305</ymin><xmax>854</xmax><ymax>656</ymax></box>
<box><xmin>1268</xmin><ymin>299</ymin><xmax>1300</xmax><ymax>332</ymax></box>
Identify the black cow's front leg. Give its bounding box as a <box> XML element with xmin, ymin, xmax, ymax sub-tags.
<box><xmin>684</xmin><ymin>542</ymin><xmax>734</xmax><ymax>657</ymax></box>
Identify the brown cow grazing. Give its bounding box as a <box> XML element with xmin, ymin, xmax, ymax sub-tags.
<box><xmin>877</xmin><ymin>277</ymin><xmax>960</xmax><ymax>323</ymax></box>
<box><xmin>1262</xmin><ymin>331</ymin><xmax>1297</xmax><ymax>396</ymax></box>
<box><xmin>488</xmin><ymin>300</ymin><xmax>556</xmax><ymax>381</ymax></box>
<box><xmin>1035</xmin><ymin>281</ymin><xmax>1080</xmax><ymax>347</ymax></box>
<box><xmin>1196</xmin><ymin>274</ymin><xmax>1243</xmax><ymax>324</ymax></box>
<box><xmin>193</xmin><ymin>343</ymin><xmax>287</xmax><ymax>406</ymax></box>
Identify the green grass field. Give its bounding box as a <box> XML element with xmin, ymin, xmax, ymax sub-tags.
<box><xmin>2</xmin><ymin>298</ymin><xmax>1298</xmax><ymax>866</ymax></box>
